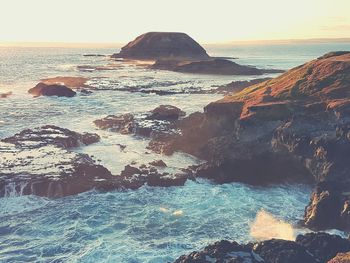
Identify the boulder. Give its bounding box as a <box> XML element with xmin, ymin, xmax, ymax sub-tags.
<box><xmin>28</xmin><ymin>83</ymin><xmax>76</xmax><ymax>97</ymax></box>
<box><xmin>111</xmin><ymin>32</ymin><xmax>209</xmax><ymax>61</ymax></box>
<box><xmin>148</xmin><ymin>105</ymin><xmax>185</xmax><ymax>120</ymax></box>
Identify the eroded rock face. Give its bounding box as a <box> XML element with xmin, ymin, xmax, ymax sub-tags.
<box><xmin>0</xmin><ymin>126</ymin><xmax>117</xmax><ymax>197</ymax></box>
<box><xmin>28</xmin><ymin>83</ymin><xmax>76</xmax><ymax>97</ymax></box>
<box><xmin>111</xmin><ymin>32</ymin><xmax>210</xmax><ymax>61</ymax></box>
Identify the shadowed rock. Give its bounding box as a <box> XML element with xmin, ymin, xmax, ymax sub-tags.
<box><xmin>296</xmin><ymin>232</ymin><xmax>350</xmax><ymax>262</ymax></box>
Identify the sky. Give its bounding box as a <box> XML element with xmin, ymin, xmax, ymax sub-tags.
<box><xmin>0</xmin><ymin>0</ymin><xmax>349</xmax><ymax>44</ymax></box>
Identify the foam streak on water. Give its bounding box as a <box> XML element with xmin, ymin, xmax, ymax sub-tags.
<box><xmin>0</xmin><ymin>181</ymin><xmax>311</xmax><ymax>263</ymax></box>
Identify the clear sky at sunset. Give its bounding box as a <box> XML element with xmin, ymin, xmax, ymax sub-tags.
<box><xmin>0</xmin><ymin>0</ymin><xmax>349</xmax><ymax>44</ymax></box>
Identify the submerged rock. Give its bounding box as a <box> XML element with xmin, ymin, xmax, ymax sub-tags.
<box><xmin>0</xmin><ymin>91</ymin><xmax>12</xmax><ymax>98</ymax></box>
<box><xmin>111</xmin><ymin>32</ymin><xmax>209</xmax><ymax>61</ymax></box>
<box><xmin>28</xmin><ymin>83</ymin><xmax>76</xmax><ymax>97</ymax></box>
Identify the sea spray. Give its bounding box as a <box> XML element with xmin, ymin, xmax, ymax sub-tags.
<box><xmin>250</xmin><ymin>209</ymin><xmax>295</xmax><ymax>240</ymax></box>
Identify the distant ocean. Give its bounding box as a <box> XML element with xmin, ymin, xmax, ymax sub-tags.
<box><xmin>0</xmin><ymin>41</ymin><xmax>349</xmax><ymax>262</ymax></box>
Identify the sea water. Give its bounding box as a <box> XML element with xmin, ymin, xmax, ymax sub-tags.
<box><xmin>0</xmin><ymin>42</ymin><xmax>349</xmax><ymax>262</ymax></box>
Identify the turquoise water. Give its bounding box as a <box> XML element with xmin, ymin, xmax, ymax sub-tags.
<box><xmin>0</xmin><ymin>42</ymin><xmax>349</xmax><ymax>262</ymax></box>
<box><xmin>0</xmin><ymin>181</ymin><xmax>311</xmax><ymax>263</ymax></box>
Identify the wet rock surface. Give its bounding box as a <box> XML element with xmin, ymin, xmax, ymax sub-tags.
<box><xmin>0</xmin><ymin>125</ymin><xmax>190</xmax><ymax>197</ymax></box>
<box><xmin>175</xmin><ymin>233</ymin><xmax>350</xmax><ymax>263</ymax></box>
<box><xmin>28</xmin><ymin>83</ymin><xmax>76</xmax><ymax>97</ymax></box>
<box><xmin>156</xmin><ymin>52</ymin><xmax>350</xmax><ymax>230</ymax></box>
<box><xmin>93</xmin><ymin>105</ymin><xmax>184</xmax><ymax>139</ymax></box>
<box><xmin>0</xmin><ymin>125</ymin><xmax>116</xmax><ymax>197</ymax></box>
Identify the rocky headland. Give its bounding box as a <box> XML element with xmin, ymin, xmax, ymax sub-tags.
<box><xmin>135</xmin><ymin>51</ymin><xmax>350</xmax><ymax>231</ymax></box>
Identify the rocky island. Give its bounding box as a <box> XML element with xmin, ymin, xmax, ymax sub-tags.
<box><xmin>111</xmin><ymin>32</ymin><xmax>283</xmax><ymax>75</ymax></box>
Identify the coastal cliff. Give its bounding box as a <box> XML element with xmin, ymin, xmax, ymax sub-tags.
<box><xmin>153</xmin><ymin>51</ymin><xmax>350</xmax><ymax>231</ymax></box>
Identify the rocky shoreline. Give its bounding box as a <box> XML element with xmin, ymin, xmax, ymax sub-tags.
<box><xmin>174</xmin><ymin>232</ymin><xmax>350</xmax><ymax>263</ymax></box>
<box><xmin>1</xmin><ymin>31</ymin><xmax>350</xmax><ymax>262</ymax></box>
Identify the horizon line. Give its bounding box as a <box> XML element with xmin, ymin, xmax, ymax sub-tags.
<box><xmin>0</xmin><ymin>37</ymin><xmax>350</xmax><ymax>48</ymax></box>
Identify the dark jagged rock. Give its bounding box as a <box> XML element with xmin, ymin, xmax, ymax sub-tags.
<box><xmin>253</xmin><ymin>239</ymin><xmax>318</xmax><ymax>263</ymax></box>
<box><xmin>119</xmin><ymin>164</ymin><xmax>187</xmax><ymax>188</ymax></box>
<box><xmin>174</xmin><ymin>240</ymin><xmax>265</xmax><ymax>263</ymax></box>
<box><xmin>111</xmin><ymin>32</ymin><xmax>209</xmax><ymax>61</ymax></box>
<box><xmin>0</xmin><ymin>126</ymin><xmax>190</xmax><ymax>197</ymax></box>
<box><xmin>156</xmin><ymin>52</ymin><xmax>350</xmax><ymax>230</ymax></box>
<box><xmin>94</xmin><ymin>105</ymin><xmax>183</xmax><ymax>139</ymax></box>
<box><xmin>296</xmin><ymin>232</ymin><xmax>350</xmax><ymax>262</ymax></box>
<box><xmin>174</xmin><ymin>234</ymin><xmax>350</xmax><ymax>263</ymax></box>
<box><xmin>28</xmin><ymin>83</ymin><xmax>76</xmax><ymax>97</ymax></box>
<box><xmin>304</xmin><ymin>182</ymin><xmax>350</xmax><ymax>231</ymax></box>
<box><xmin>0</xmin><ymin>126</ymin><xmax>119</xmax><ymax>197</ymax></box>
